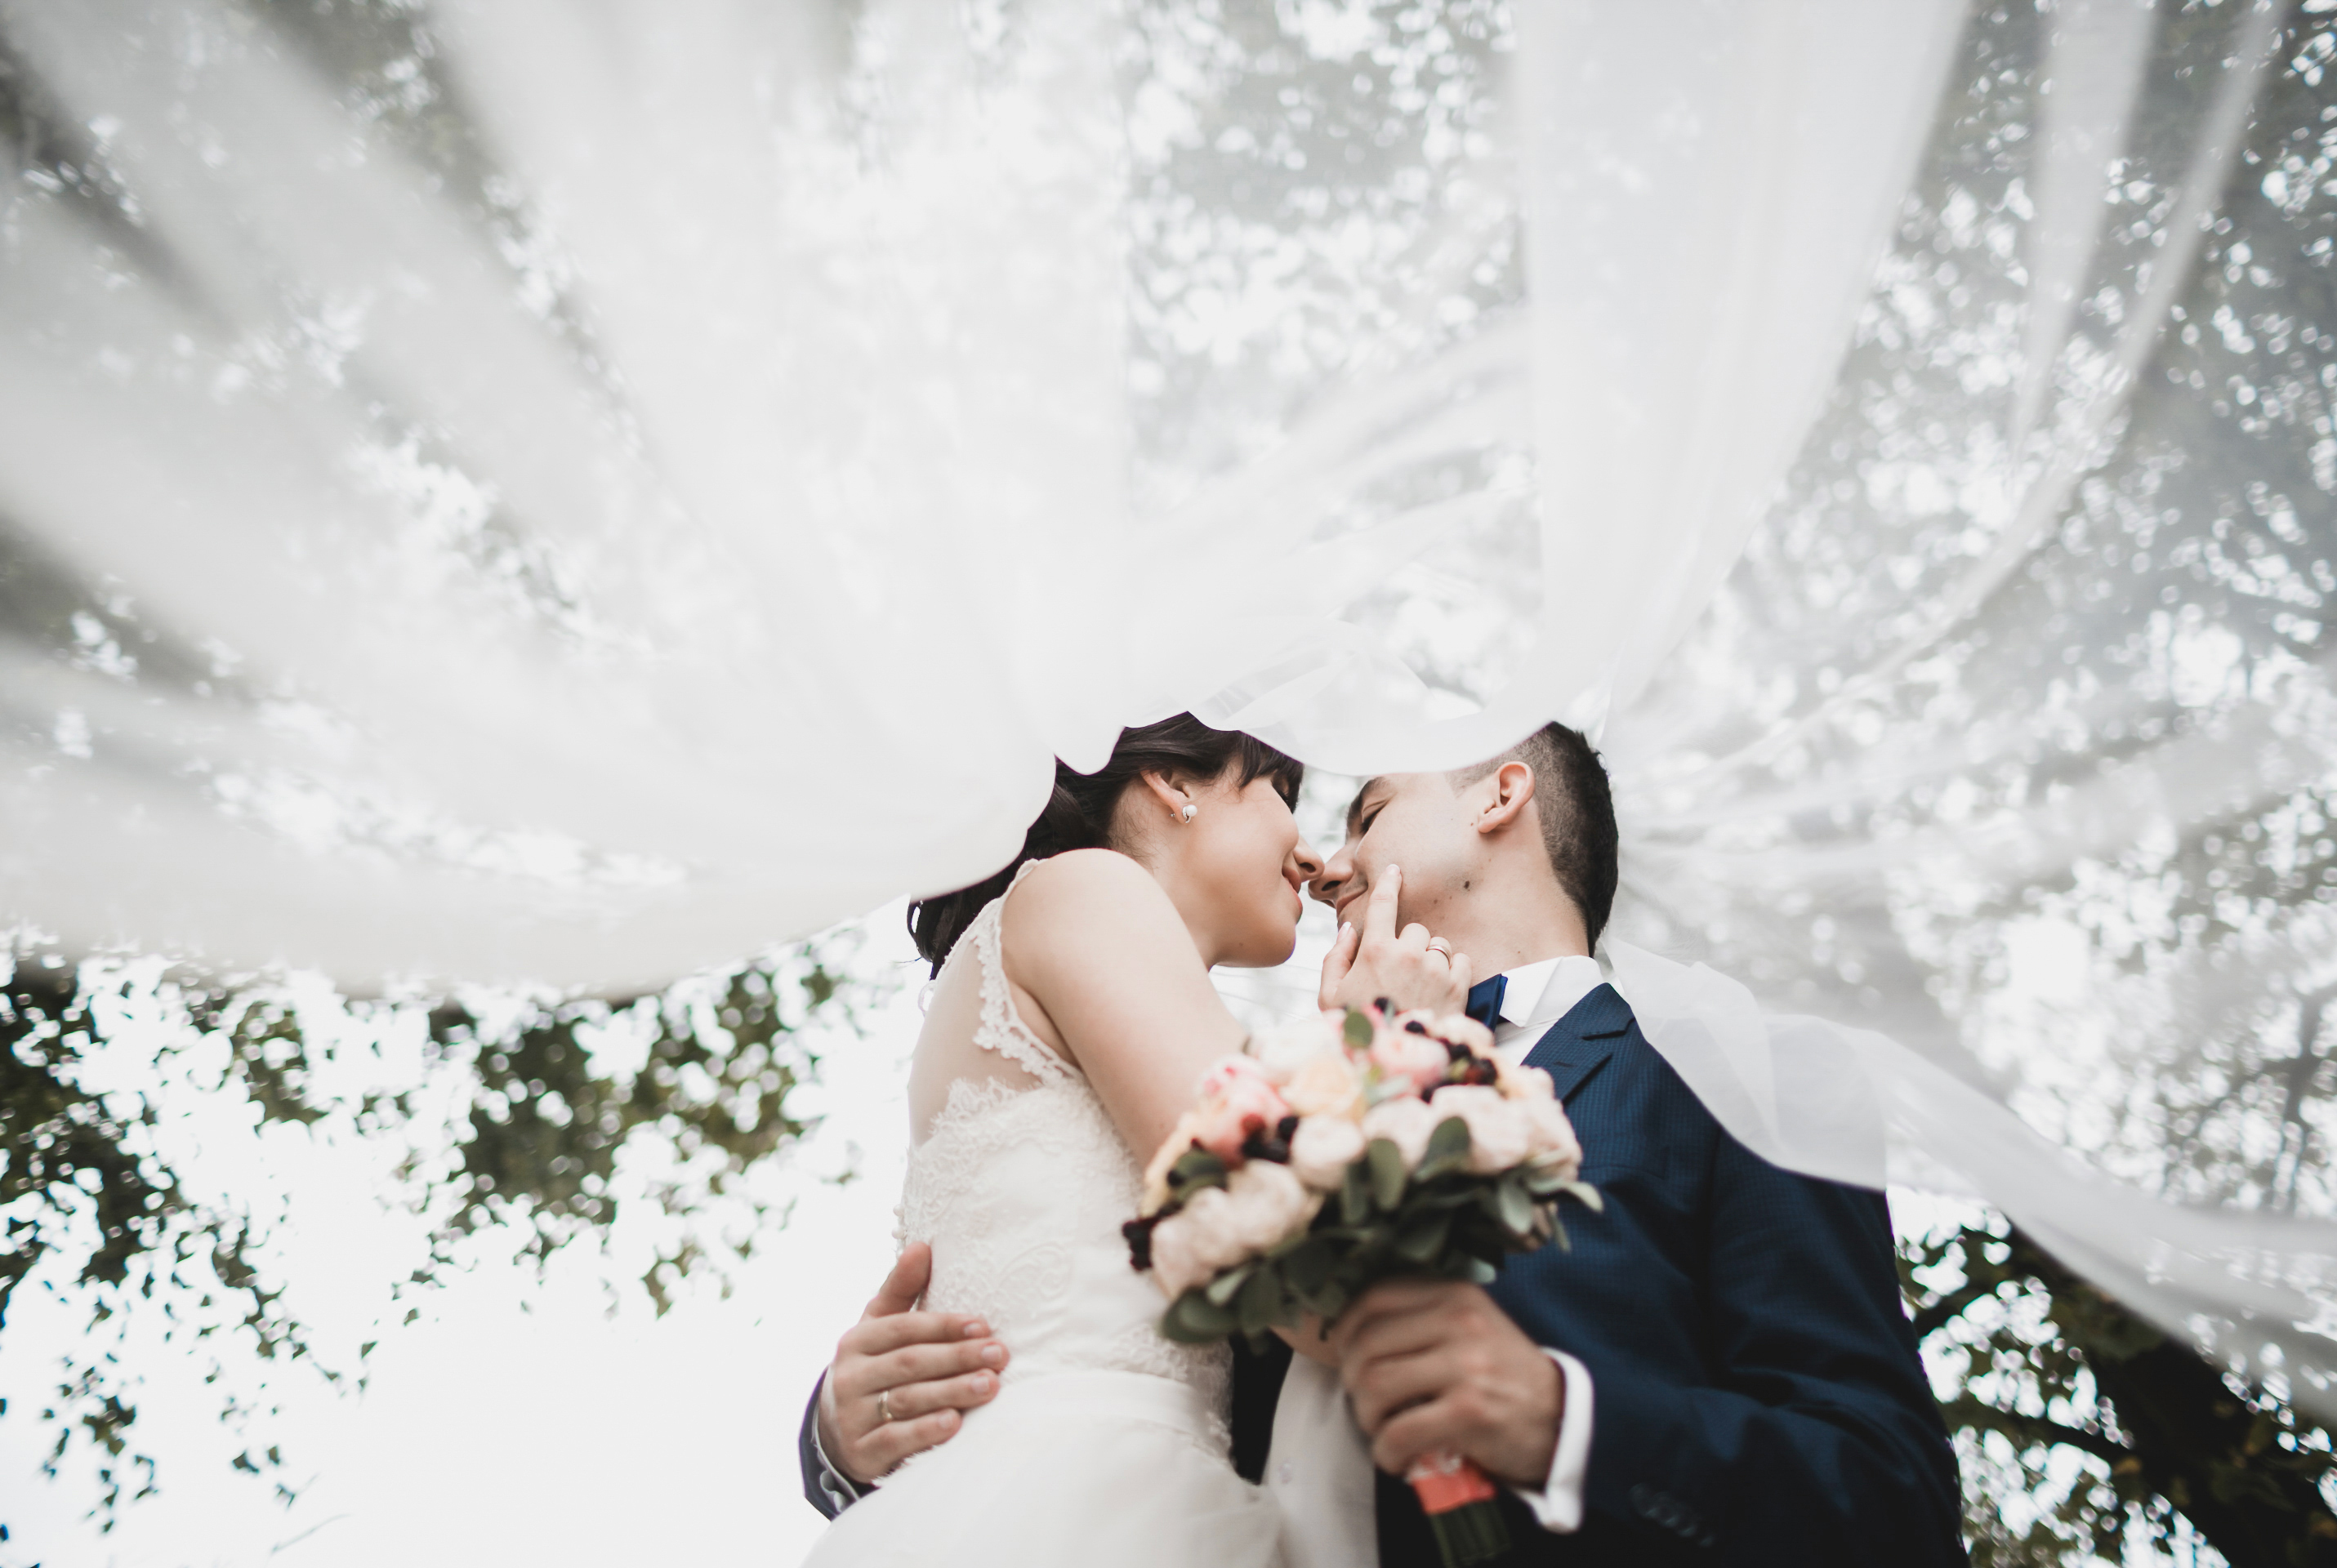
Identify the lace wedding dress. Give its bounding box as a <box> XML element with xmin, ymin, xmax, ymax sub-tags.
<box><xmin>801</xmin><ymin>866</ymin><xmax>1284</xmax><ymax>1566</ymax></box>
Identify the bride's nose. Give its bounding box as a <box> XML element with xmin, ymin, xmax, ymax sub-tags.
<box><xmin>1292</xmin><ymin>838</ymin><xmax>1324</xmax><ymax>883</ymax></box>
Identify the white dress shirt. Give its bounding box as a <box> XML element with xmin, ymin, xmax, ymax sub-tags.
<box><xmin>1269</xmin><ymin>953</ymin><xmax>1606</xmax><ymax>1568</ymax></box>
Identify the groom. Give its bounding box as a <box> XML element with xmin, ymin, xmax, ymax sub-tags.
<box><xmin>799</xmin><ymin>723</ymin><xmax>1965</xmax><ymax>1564</ymax></box>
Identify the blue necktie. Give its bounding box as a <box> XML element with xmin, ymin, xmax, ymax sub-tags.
<box><xmin>1465</xmin><ymin>973</ymin><xmax>1507</xmax><ymax>1031</ymax></box>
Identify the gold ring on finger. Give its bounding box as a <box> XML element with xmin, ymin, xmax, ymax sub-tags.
<box><xmin>879</xmin><ymin>1388</ymin><xmax>895</xmax><ymax>1423</ymax></box>
<box><xmin>1425</xmin><ymin>938</ymin><xmax>1452</xmax><ymax>958</ymax></box>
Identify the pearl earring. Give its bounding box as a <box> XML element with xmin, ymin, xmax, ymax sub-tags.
<box><xmin>1180</xmin><ymin>803</ymin><xmax>1198</xmax><ymax>823</ymax></box>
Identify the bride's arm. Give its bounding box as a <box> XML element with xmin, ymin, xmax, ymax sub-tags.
<box><xmin>1006</xmin><ymin>850</ymin><xmax>1470</xmax><ymax>1378</ymax></box>
<box><xmin>999</xmin><ymin>849</ymin><xmax>1247</xmax><ymax>1162</ymax></box>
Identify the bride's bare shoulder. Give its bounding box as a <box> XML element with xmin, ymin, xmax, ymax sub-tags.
<box><xmin>1001</xmin><ymin>850</ymin><xmax>1189</xmax><ymax>973</ymax></box>
<box><xmin>1009</xmin><ymin>849</ymin><xmax>1173</xmax><ymax>925</ymax></box>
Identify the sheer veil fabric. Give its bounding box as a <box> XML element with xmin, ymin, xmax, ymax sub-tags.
<box><xmin>3</xmin><ymin>0</ymin><xmax>2334</xmax><ymax>1413</ymax></box>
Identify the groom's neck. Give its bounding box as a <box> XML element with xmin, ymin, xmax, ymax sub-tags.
<box><xmin>1416</xmin><ymin>862</ymin><xmax>1590</xmax><ymax>978</ymax></box>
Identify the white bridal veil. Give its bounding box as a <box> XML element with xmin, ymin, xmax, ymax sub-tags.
<box><xmin>3</xmin><ymin>0</ymin><xmax>2334</xmax><ymax>1411</ymax></box>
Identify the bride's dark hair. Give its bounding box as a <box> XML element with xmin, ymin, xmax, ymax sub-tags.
<box><xmin>907</xmin><ymin>713</ymin><xmax>1305</xmax><ymax>974</ymax></box>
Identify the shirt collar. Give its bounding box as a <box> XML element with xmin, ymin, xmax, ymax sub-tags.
<box><xmin>1496</xmin><ymin>954</ymin><xmax>1605</xmax><ymax>1032</ymax></box>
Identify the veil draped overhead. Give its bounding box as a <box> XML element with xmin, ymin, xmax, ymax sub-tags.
<box><xmin>3</xmin><ymin>1</ymin><xmax>2333</xmax><ymax>1410</ymax></box>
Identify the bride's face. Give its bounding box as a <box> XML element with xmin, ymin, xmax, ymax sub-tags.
<box><xmin>1181</xmin><ymin>769</ymin><xmax>1322</xmax><ymax>969</ymax></box>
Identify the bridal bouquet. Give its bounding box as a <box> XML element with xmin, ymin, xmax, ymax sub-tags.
<box><xmin>1122</xmin><ymin>1004</ymin><xmax>1600</xmax><ymax>1568</ymax></box>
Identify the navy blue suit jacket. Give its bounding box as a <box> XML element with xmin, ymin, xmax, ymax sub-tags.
<box><xmin>802</xmin><ymin>984</ymin><xmax>1965</xmax><ymax>1565</ymax></box>
<box><xmin>1241</xmin><ymin>983</ymin><xmax>1965</xmax><ymax>1566</ymax></box>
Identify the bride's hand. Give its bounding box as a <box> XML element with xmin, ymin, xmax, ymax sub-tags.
<box><xmin>1318</xmin><ymin>864</ymin><xmax>1473</xmax><ymax>1017</ymax></box>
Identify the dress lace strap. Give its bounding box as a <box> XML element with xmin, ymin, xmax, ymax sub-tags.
<box><xmin>966</xmin><ymin>860</ymin><xmax>1080</xmax><ymax>1085</ymax></box>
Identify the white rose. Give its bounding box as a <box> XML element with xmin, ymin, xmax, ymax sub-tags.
<box><xmin>1147</xmin><ymin>1210</ymin><xmax>1211</xmax><ymax>1299</ymax></box>
<box><xmin>1430</xmin><ymin>1085</ymin><xmax>1532</xmax><ymax>1174</ymax></box>
<box><xmin>1288</xmin><ymin>1114</ymin><xmax>1367</xmax><ymax>1192</ymax></box>
<box><xmin>1520</xmin><ymin>1097</ymin><xmax>1583</xmax><ymax>1181</ymax></box>
<box><xmin>1282</xmin><ymin>1051</ymin><xmax>1366</xmax><ymax>1121</ymax></box>
<box><xmin>1360</xmin><ymin>1094</ymin><xmax>1440</xmax><ymax>1169</ymax></box>
<box><xmin>1221</xmin><ymin>1160</ymin><xmax>1322</xmax><ymax>1253</ymax></box>
<box><xmin>1171</xmin><ymin>1185</ymin><xmax>1251</xmax><ymax>1276</ymax></box>
<box><xmin>1250</xmin><ymin>1012</ymin><xmax>1346</xmax><ymax>1085</ymax></box>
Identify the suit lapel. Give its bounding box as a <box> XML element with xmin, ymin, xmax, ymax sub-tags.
<box><xmin>1521</xmin><ymin>982</ymin><xmax>1633</xmax><ymax>1103</ymax></box>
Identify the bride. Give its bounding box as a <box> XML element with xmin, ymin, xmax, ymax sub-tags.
<box><xmin>801</xmin><ymin>714</ymin><xmax>1467</xmax><ymax>1566</ymax></box>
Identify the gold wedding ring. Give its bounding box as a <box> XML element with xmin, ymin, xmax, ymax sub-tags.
<box><xmin>1425</xmin><ymin>938</ymin><xmax>1453</xmax><ymax>957</ymax></box>
<box><xmin>879</xmin><ymin>1388</ymin><xmax>895</xmax><ymax>1423</ymax></box>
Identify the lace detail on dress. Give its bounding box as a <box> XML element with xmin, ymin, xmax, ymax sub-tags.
<box><xmin>896</xmin><ymin>1072</ymin><xmax>1229</xmax><ymax>1411</ymax></box>
<box><xmin>963</xmin><ymin>861</ymin><xmax>1079</xmax><ymax>1087</ymax></box>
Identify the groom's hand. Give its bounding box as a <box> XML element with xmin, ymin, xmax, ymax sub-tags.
<box><xmin>816</xmin><ymin>1243</ymin><xmax>1010</xmax><ymax>1486</ymax></box>
<box><xmin>1318</xmin><ymin>865</ymin><xmax>1473</xmax><ymax>1016</ymax></box>
<box><xmin>1331</xmin><ymin>1278</ymin><xmax>1563</xmax><ymax>1490</ymax></box>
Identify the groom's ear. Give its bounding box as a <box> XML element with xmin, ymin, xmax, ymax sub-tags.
<box><xmin>1473</xmin><ymin>760</ymin><xmax>1536</xmax><ymax>837</ymax></box>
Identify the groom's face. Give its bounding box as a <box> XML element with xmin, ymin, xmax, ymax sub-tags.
<box><xmin>1309</xmin><ymin>771</ymin><xmax>1483</xmax><ymax>932</ymax></box>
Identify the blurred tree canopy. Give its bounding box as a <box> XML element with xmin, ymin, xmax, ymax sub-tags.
<box><xmin>1</xmin><ymin>936</ymin><xmax>881</xmax><ymax>1530</ymax></box>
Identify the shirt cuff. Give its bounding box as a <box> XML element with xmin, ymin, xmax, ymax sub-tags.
<box><xmin>1507</xmin><ymin>1350</ymin><xmax>1593</xmax><ymax>1533</ymax></box>
<box><xmin>809</xmin><ymin>1379</ymin><xmax>868</xmax><ymax>1510</ymax></box>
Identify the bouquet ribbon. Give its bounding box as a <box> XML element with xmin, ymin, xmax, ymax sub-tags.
<box><xmin>1405</xmin><ymin>1450</ymin><xmax>1509</xmax><ymax>1564</ymax></box>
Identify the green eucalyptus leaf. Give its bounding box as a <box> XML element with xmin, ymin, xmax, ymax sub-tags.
<box><xmin>1169</xmin><ymin>1147</ymin><xmax>1229</xmax><ymax>1195</ymax></box>
<box><xmin>1394</xmin><ymin>1212</ymin><xmax>1452</xmax><ymax>1264</ymax></box>
<box><xmin>1342</xmin><ymin>1157</ymin><xmax>1374</xmax><ymax>1225</ymax></box>
<box><xmin>1495</xmin><ymin>1178</ymin><xmax>1536</xmax><ymax>1238</ymax></box>
<box><xmin>1205</xmin><ymin>1262</ymin><xmax>1255</xmax><ymax>1306</ymax></box>
<box><xmin>1162</xmin><ymin>1289</ymin><xmax>1238</xmax><ymax>1343</ymax></box>
<box><xmin>1416</xmin><ymin>1116</ymin><xmax>1472</xmax><ymax>1180</ymax></box>
<box><xmin>1238</xmin><ymin>1263</ymin><xmax>1288</xmax><ymax>1338</ymax></box>
<box><xmin>1343</xmin><ymin>1009</ymin><xmax>1375</xmax><ymax>1049</ymax></box>
<box><xmin>1367</xmin><ymin>1138</ymin><xmax>1409</xmax><ymax>1209</ymax></box>
<box><xmin>1282</xmin><ymin>1236</ymin><xmax>1335</xmax><ymax>1296</ymax></box>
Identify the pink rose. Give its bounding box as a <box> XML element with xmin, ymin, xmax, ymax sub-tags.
<box><xmin>1288</xmin><ymin>1114</ymin><xmax>1367</xmax><ymax>1191</ymax></box>
<box><xmin>1142</xmin><ymin>1109</ymin><xmax>1208</xmax><ymax>1212</ymax></box>
<box><xmin>1495</xmin><ymin>1058</ymin><xmax>1557</xmax><ymax>1102</ymax></box>
<box><xmin>1369</xmin><ymin>1025</ymin><xmax>1449</xmax><ymax>1096</ymax></box>
<box><xmin>1429</xmin><ymin>1085</ymin><xmax>1532</xmax><ymax>1174</ymax></box>
<box><xmin>1428</xmin><ymin>1013</ymin><xmax>1496</xmax><ymax>1058</ymax></box>
<box><xmin>1360</xmin><ymin>1094</ymin><xmax>1441</xmax><ymax>1169</ymax></box>
<box><xmin>1192</xmin><ymin>1056</ymin><xmax>1291</xmax><ymax>1162</ymax></box>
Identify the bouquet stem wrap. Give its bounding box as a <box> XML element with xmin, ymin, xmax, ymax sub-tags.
<box><xmin>1407</xmin><ymin>1450</ymin><xmax>1509</xmax><ymax>1565</ymax></box>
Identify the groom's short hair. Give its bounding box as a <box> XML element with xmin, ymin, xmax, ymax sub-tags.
<box><xmin>1453</xmin><ymin>722</ymin><xmax>1617</xmax><ymax>946</ymax></box>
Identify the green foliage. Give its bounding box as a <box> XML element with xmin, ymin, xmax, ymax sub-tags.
<box><xmin>1904</xmin><ymin>1218</ymin><xmax>2337</xmax><ymax>1566</ymax></box>
<box><xmin>0</xmin><ymin>935</ymin><xmax>883</xmax><ymax>1534</ymax></box>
